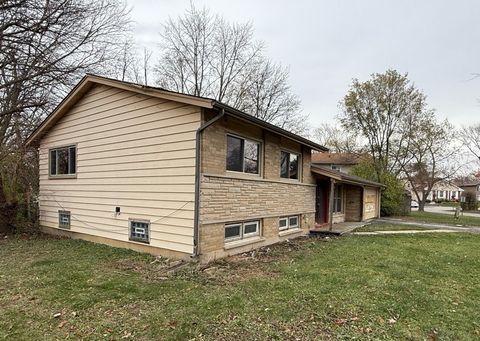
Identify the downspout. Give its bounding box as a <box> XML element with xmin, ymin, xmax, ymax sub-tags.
<box><xmin>192</xmin><ymin>108</ymin><xmax>225</xmax><ymax>257</ymax></box>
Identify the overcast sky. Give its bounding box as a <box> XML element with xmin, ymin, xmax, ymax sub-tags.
<box><xmin>127</xmin><ymin>0</ymin><xmax>480</xmax><ymax>128</ymax></box>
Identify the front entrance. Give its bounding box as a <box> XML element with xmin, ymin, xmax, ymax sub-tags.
<box><xmin>315</xmin><ymin>181</ymin><xmax>329</xmax><ymax>224</ymax></box>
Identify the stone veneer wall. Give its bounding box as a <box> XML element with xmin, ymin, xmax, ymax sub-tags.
<box><xmin>198</xmin><ymin>114</ymin><xmax>317</xmax><ymax>260</ymax></box>
<box><xmin>200</xmin><ymin>175</ymin><xmax>315</xmax><ymax>224</ymax></box>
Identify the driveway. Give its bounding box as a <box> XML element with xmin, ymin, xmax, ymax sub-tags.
<box><xmin>415</xmin><ymin>204</ymin><xmax>480</xmax><ymax>218</ymax></box>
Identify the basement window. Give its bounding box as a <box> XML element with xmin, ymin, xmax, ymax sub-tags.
<box><xmin>58</xmin><ymin>210</ymin><xmax>70</xmax><ymax>229</ymax></box>
<box><xmin>225</xmin><ymin>220</ymin><xmax>260</xmax><ymax>242</ymax></box>
<box><xmin>129</xmin><ymin>220</ymin><xmax>150</xmax><ymax>244</ymax></box>
<box><xmin>50</xmin><ymin>145</ymin><xmax>76</xmax><ymax>177</ymax></box>
<box><xmin>279</xmin><ymin>215</ymin><xmax>300</xmax><ymax>231</ymax></box>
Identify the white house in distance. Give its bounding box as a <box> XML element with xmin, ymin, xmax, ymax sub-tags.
<box><xmin>406</xmin><ymin>181</ymin><xmax>464</xmax><ymax>202</ymax></box>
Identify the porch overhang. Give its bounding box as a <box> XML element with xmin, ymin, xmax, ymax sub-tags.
<box><xmin>311</xmin><ymin>165</ymin><xmax>384</xmax><ymax>232</ymax></box>
<box><xmin>311</xmin><ymin>165</ymin><xmax>385</xmax><ymax>188</ymax></box>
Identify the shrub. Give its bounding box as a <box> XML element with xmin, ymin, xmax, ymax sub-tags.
<box><xmin>350</xmin><ymin>161</ymin><xmax>406</xmax><ymax>216</ymax></box>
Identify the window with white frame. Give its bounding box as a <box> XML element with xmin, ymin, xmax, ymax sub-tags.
<box><xmin>333</xmin><ymin>185</ymin><xmax>343</xmax><ymax>213</ymax></box>
<box><xmin>279</xmin><ymin>215</ymin><xmax>300</xmax><ymax>231</ymax></box>
<box><xmin>280</xmin><ymin>151</ymin><xmax>299</xmax><ymax>179</ymax></box>
<box><xmin>58</xmin><ymin>210</ymin><xmax>70</xmax><ymax>229</ymax></box>
<box><xmin>50</xmin><ymin>145</ymin><xmax>76</xmax><ymax>176</ymax></box>
<box><xmin>129</xmin><ymin>220</ymin><xmax>150</xmax><ymax>243</ymax></box>
<box><xmin>226</xmin><ymin>135</ymin><xmax>260</xmax><ymax>174</ymax></box>
<box><xmin>224</xmin><ymin>220</ymin><xmax>260</xmax><ymax>242</ymax></box>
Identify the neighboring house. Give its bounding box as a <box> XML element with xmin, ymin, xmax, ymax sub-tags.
<box><xmin>459</xmin><ymin>181</ymin><xmax>480</xmax><ymax>201</ymax></box>
<box><xmin>311</xmin><ymin>152</ymin><xmax>365</xmax><ymax>174</ymax></box>
<box><xmin>405</xmin><ymin>181</ymin><xmax>464</xmax><ymax>202</ymax></box>
<box><xmin>26</xmin><ymin>75</ymin><xmax>383</xmax><ymax>261</ymax></box>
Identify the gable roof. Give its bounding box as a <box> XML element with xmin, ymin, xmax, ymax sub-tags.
<box><xmin>25</xmin><ymin>74</ymin><xmax>328</xmax><ymax>152</ymax></box>
<box><xmin>311</xmin><ymin>152</ymin><xmax>367</xmax><ymax>165</ymax></box>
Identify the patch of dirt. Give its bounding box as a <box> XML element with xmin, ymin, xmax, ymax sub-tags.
<box><xmin>112</xmin><ymin>235</ymin><xmax>335</xmax><ymax>284</ymax></box>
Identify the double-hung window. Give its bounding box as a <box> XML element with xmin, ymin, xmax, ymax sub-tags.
<box><xmin>280</xmin><ymin>151</ymin><xmax>299</xmax><ymax>180</ymax></box>
<box><xmin>279</xmin><ymin>215</ymin><xmax>300</xmax><ymax>231</ymax></box>
<box><xmin>225</xmin><ymin>220</ymin><xmax>260</xmax><ymax>242</ymax></box>
<box><xmin>226</xmin><ymin>135</ymin><xmax>260</xmax><ymax>174</ymax></box>
<box><xmin>50</xmin><ymin>145</ymin><xmax>76</xmax><ymax>177</ymax></box>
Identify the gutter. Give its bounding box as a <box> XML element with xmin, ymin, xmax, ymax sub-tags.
<box><xmin>192</xmin><ymin>108</ymin><xmax>225</xmax><ymax>257</ymax></box>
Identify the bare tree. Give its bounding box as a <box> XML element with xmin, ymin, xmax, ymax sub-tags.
<box><xmin>155</xmin><ymin>3</ymin><xmax>308</xmax><ymax>134</ymax></box>
<box><xmin>402</xmin><ymin>117</ymin><xmax>458</xmax><ymax>211</ymax></box>
<box><xmin>1</xmin><ymin>0</ymin><xmax>130</xmax><ymax>148</ymax></box>
<box><xmin>313</xmin><ymin>123</ymin><xmax>364</xmax><ymax>153</ymax></box>
<box><xmin>459</xmin><ymin>123</ymin><xmax>480</xmax><ymax>162</ymax></box>
<box><xmin>231</xmin><ymin>61</ymin><xmax>308</xmax><ymax>135</ymax></box>
<box><xmin>113</xmin><ymin>42</ymin><xmax>152</xmax><ymax>86</ymax></box>
<box><xmin>1</xmin><ymin>0</ymin><xmax>131</xmax><ymax>230</ymax></box>
<box><xmin>339</xmin><ymin>70</ymin><xmax>428</xmax><ymax>179</ymax></box>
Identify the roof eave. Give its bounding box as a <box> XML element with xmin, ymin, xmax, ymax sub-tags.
<box><xmin>311</xmin><ymin>165</ymin><xmax>385</xmax><ymax>188</ymax></box>
<box><xmin>212</xmin><ymin>102</ymin><xmax>329</xmax><ymax>152</ymax></box>
<box><xmin>25</xmin><ymin>74</ymin><xmax>215</xmax><ymax>147</ymax></box>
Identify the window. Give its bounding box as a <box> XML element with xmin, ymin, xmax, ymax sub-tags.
<box><xmin>225</xmin><ymin>220</ymin><xmax>260</xmax><ymax>242</ymax></box>
<box><xmin>129</xmin><ymin>220</ymin><xmax>150</xmax><ymax>243</ymax></box>
<box><xmin>50</xmin><ymin>145</ymin><xmax>76</xmax><ymax>176</ymax></box>
<box><xmin>226</xmin><ymin>135</ymin><xmax>260</xmax><ymax>174</ymax></box>
<box><xmin>58</xmin><ymin>210</ymin><xmax>70</xmax><ymax>229</ymax></box>
<box><xmin>280</xmin><ymin>151</ymin><xmax>299</xmax><ymax>179</ymax></box>
<box><xmin>331</xmin><ymin>165</ymin><xmax>341</xmax><ymax>171</ymax></box>
<box><xmin>279</xmin><ymin>215</ymin><xmax>300</xmax><ymax>231</ymax></box>
<box><xmin>333</xmin><ymin>185</ymin><xmax>343</xmax><ymax>213</ymax></box>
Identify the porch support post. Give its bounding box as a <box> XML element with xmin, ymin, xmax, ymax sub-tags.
<box><xmin>328</xmin><ymin>179</ymin><xmax>335</xmax><ymax>231</ymax></box>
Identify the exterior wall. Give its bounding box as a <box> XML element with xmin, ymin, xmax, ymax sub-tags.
<box><xmin>344</xmin><ymin>185</ymin><xmax>362</xmax><ymax>222</ymax></box>
<box><xmin>200</xmin><ymin>214</ymin><xmax>314</xmax><ymax>261</ymax></box>
<box><xmin>39</xmin><ymin>84</ymin><xmax>201</xmax><ymax>255</ymax></box>
<box><xmin>199</xmin><ymin>115</ymin><xmax>315</xmax><ymax>260</ymax></box>
<box><xmin>363</xmin><ymin>187</ymin><xmax>379</xmax><ymax>220</ymax></box>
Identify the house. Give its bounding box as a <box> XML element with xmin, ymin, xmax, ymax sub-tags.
<box><xmin>459</xmin><ymin>181</ymin><xmax>480</xmax><ymax>201</ymax></box>
<box><xmin>311</xmin><ymin>152</ymin><xmax>365</xmax><ymax>174</ymax></box>
<box><xmin>25</xmin><ymin>75</ymin><xmax>383</xmax><ymax>261</ymax></box>
<box><xmin>405</xmin><ymin>181</ymin><xmax>464</xmax><ymax>202</ymax></box>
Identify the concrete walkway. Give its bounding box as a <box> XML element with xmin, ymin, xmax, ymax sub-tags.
<box><xmin>310</xmin><ymin>221</ymin><xmax>368</xmax><ymax>235</ymax></box>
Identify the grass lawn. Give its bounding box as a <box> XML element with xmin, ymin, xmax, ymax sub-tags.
<box><xmin>400</xmin><ymin>211</ymin><xmax>480</xmax><ymax>227</ymax></box>
<box><xmin>1</xmin><ymin>233</ymin><xmax>480</xmax><ymax>340</ymax></box>
<box><xmin>355</xmin><ymin>223</ymin><xmax>431</xmax><ymax>232</ymax></box>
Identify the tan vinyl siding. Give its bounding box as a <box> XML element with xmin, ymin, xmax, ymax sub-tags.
<box><xmin>38</xmin><ymin>84</ymin><xmax>200</xmax><ymax>254</ymax></box>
